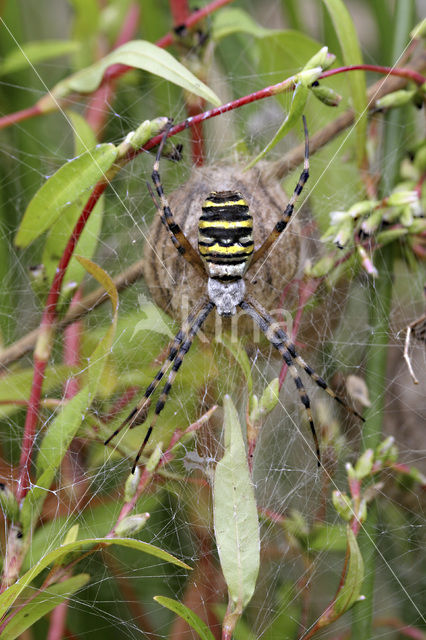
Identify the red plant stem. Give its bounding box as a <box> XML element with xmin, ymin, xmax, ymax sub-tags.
<box><xmin>169</xmin><ymin>0</ymin><xmax>191</xmax><ymax>27</ymax></box>
<box><xmin>156</xmin><ymin>0</ymin><xmax>233</xmax><ymax>48</ymax></box>
<box><xmin>0</xmin><ymin>104</ymin><xmax>42</xmax><ymax>130</ymax></box>
<box><xmin>85</xmin><ymin>3</ymin><xmax>140</xmax><ymax>135</ymax></box>
<box><xmin>63</xmin><ymin>290</ymin><xmax>82</xmax><ymax>400</ymax></box>
<box><xmin>321</xmin><ymin>64</ymin><xmax>426</xmax><ymax>86</ymax></box>
<box><xmin>168</xmin><ymin>0</ymin><xmax>208</xmax><ymax>165</ymax></box>
<box><xmin>47</xmin><ymin>602</ymin><xmax>69</xmax><ymax>640</ymax></box>
<box><xmin>187</xmin><ymin>101</ymin><xmax>206</xmax><ymax>166</ymax></box>
<box><xmin>15</xmin><ymin>181</ymin><xmax>107</xmax><ymax>502</ymax></box>
<box><xmin>46</xmin><ymin>295</ymin><xmax>83</xmax><ymax>638</ymax></box>
<box><xmin>16</xmin><ymin>356</ymin><xmax>47</xmax><ymax>500</ymax></box>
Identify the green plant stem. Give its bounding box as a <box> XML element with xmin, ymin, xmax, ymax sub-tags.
<box><xmin>351</xmin><ymin>246</ymin><xmax>393</xmax><ymax>638</ymax></box>
<box><xmin>352</xmin><ymin>3</ymin><xmax>414</xmax><ymax>636</ymax></box>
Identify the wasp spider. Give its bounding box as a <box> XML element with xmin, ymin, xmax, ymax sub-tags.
<box><xmin>106</xmin><ymin>118</ymin><xmax>364</xmax><ymax>472</ymax></box>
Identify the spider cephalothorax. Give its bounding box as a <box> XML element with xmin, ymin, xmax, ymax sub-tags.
<box><xmin>106</xmin><ymin>118</ymin><xmax>364</xmax><ymax>472</ymax></box>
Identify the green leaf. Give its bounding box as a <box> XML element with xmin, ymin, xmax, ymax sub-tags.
<box><xmin>1</xmin><ymin>574</ymin><xmax>90</xmax><ymax>640</ymax></box>
<box><xmin>15</xmin><ymin>143</ymin><xmax>117</xmax><ymax>247</ymax></box>
<box><xmin>0</xmin><ymin>40</ymin><xmax>80</xmax><ymax>75</ymax></box>
<box><xmin>75</xmin><ymin>256</ymin><xmax>119</xmax><ymax>394</ymax></box>
<box><xmin>212</xmin><ymin>7</ymin><xmax>274</xmax><ymax>40</ymax></box>
<box><xmin>0</xmin><ymin>537</ymin><xmax>190</xmax><ymax>619</ymax></box>
<box><xmin>21</xmin><ymin>388</ymin><xmax>90</xmax><ymax>532</ymax></box>
<box><xmin>154</xmin><ymin>596</ymin><xmax>215</xmax><ymax>640</ymax></box>
<box><xmin>213</xmin><ymin>396</ymin><xmax>260</xmax><ymax>611</ymax></box>
<box><xmin>41</xmin><ymin>114</ymin><xmax>102</xmax><ymax>291</ymax></box>
<box><xmin>317</xmin><ymin>526</ymin><xmax>364</xmax><ymax>628</ymax></box>
<box><xmin>34</xmin><ymin>387</ymin><xmax>91</xmax><ymax>483</ymax></box>
<box><xmin>51</xmin><ymin>40</ymin><xmax>221</xmax><ymax>106</ymax></box>
<box><xmin>245</xmin><ymin>82</ymin><xmax>308</xmax><ymax>169</ymax></box>
<box><xmin>322</xmin><ymin>0</ymin><xmax>367</xmax><ymax>164</ymax></box>
<box><xmin>333</xmin><ymin>527</ymin><xmax>364</xmax><ymax>615</ymax></box>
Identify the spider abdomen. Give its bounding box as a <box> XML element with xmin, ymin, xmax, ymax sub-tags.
<box><xmin>198</xmin><ymin>191</ymin><xmax>254</xmax><ymax>279</ymax></box>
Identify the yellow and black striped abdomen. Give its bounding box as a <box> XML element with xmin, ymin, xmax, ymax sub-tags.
<box><xmin>198</xmin><ymin>191</ymin><xmax>254</xmax><ymax>279</ymax></box>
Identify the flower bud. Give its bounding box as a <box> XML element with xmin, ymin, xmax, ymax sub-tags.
<box><xmin>0</xmin><ymin>483</ymin><xmax>19</xmax><ymax>521</ymax></box>
<box><xmin>375</xmin><ymin>89</ymin><xmax>417</xmax><ymax>111</ymax></box>
<box><xmin>125</xmin><ymin>465</ymin><xmax>141</xmax><ymax>502</ymax></box>
<box><xmin>311</xmin><ymin>84</ymin><xmax>342</xmax><ymax>107</ymax></box>
<box><xmin>354</xmin><ymin>449</ymin><xmax>374</xmax><ymax>480</ymax></box>
<box><xmin>304</xmin><ymin>47</ymin><xmax>335</xmax><ymax>71</ymax></box>
<box><xmin>146</xmin><ymin>443</ymin><xmax>163</xmax><ymax>473</ymax></box>
<box><xmin>259</xmin><ymin>378</ymin><xmax>279</xmax><ymax>415</ymax></box>
<box><xmin>115</xmin><ymin>513</ymin><xmax>150</xmax><ymax>537</ymax></box>
<box><xmin>348</xmin><ymin>200</ymin><xmax>377</xmax><ymax>218</ymax></box>
<box><xmin>387</xmin><ymin>190</ymin><xmax>418</xmax><ymax>207</ymax></box>
<box><xmin>332</xmin><ymin>491</ymin><xmax>353</xmax><ymax>521</ymax></box>
<box><xmin>297</xmin><ymin>67</ymin><xmax>322</xmax><ymax>87</ymax></box>
<box><xmin>334</xmin><ymin>218</ymin><xmax>353</xmax><ymax>249</ymax></box>
<box><xmin>410</xmin><ymin>17</ymin><xmax>426</xmax><ymax>39</ymax></box>
<box><xmin>357</xmin><ymin>246</ymin><xmax>378</xmax><ymax>277</ymax></box>
<box><xmin>376</xmin><ymin>437</ymin><xmax>398</xmax><ymax>464</ymax></box>
<box><xmin>376</xmin><ymin>228</ymin><xmax>407</xmax><ymax>245</ymax></box>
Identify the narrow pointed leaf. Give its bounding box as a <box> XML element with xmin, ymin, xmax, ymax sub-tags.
<box><xmin>0</xmin><ymin>538</ymin><xmax>190</xmax><ymax>619</ymax></box>
<box><xmin>1</xmin><ymin>574</ymin><xmax>90</xmax><ymax>640</ymax></box>
<box><xmin>75</xmin><ymin>256</ymin><xmax>119</xmax><ymax>394</ymax></box>
<box><xmin>0</xmin><ymin>40</ymin><xmax>80</xmax><ymax>75</ymax></box>
<box><xmin>212</xmin><ymin>8</ymin><xmax>274</xmax><ymax>40</ymax></box>
<box><xmin>51</xmin><ymin>40</ymin><xmax>220</xmax><ymax>106</ymax></box>
<box><xmin>333</xmin><ymin>527</ymin><xmax>364</xmax><ymax>615</ymax></box>
<box><xmin>317</xmin><ymin>526</ymin><xmax>364</xmax><ymax>628</ymax></box>
<box><xmin>154</xmin><ymin>596</ymin><xmax>215</xmax><ymax>640</ymax></box>
<box><xmin>42</xmin><ymin>111</ymin><xmax>104</xmax><ymax>292</ymax></box>
<box><xmin>15</xmin><ymin>143</ymin><xmax>117</xmax><ymax>247</ymax></box>
<box><xmin>246</xmin><ymin>83</ymin><xmax>308</xmax><ymax>169</ymax></box>
<box><xmin>213</xmin><ymin>396</ymin><xmax>260</xmax><ymax>610</ymax></box>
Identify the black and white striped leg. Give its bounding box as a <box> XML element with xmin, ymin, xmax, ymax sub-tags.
<box><xmin>131</xmin><ymin>300</ymin><xmax>215</xmax><ymax>473</ymax></box>
<box><xmin>240</xmin><ymin>296</ymin><xmax>364</xmax><ymax>465</ymax></box>
<box><xmin>239</xmin><ymin>299</ymin><xmax>321</xmax><ymax>465</ymax></box>
<box><xmin>104</xmin><ymin>297</ymin><xmax>210</xmax><ymax>447</ymax></box>
<box><xmin>246</xmin><ymin>294</ymin><xmax>364</xmax><ymax>422</ymax></box>
<box><xmin>251</xmin><ymin>116</ymin><xmax>310</xmax><ymax>266</ymax></box>
<box><xmin>151</xmin><ymin>120</ymin><xmax>205</xmax><ymax>277</ymax></box>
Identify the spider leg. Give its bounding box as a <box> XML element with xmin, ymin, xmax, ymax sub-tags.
<box><xmin>250</xmin><ymin>116</ymin><xmax>309</xmax><ymax>267</ymax></box>
<box><xmin>104</xmin><ymin>297</ymin><xmax>210</xmax><ymax>447</ymax></box>
<box><xmin>151</xmin><ymin>120</ymin><xmax>205</xmax><ymax>277</ymax></box>
<box><xmin>132</xmin><ymin>300</ymin><xmax>215</xmax><ymax>472</ymax></box>
<box><xmin>246</xmin><ymin>294</ymin><xmax>365</xmax><ymax>422</ymax></box>
<box><xmin>240</xmin><ymin>298</ymin><xmax>320</xmax><ymax>466</ymax></box>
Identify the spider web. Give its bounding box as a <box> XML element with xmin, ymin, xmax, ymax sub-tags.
<box><xmin>0</xmin><ymin>2</ymin><xmax>425</xmax><ymax>639</ymax></box>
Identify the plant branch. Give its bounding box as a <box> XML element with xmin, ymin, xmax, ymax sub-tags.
<box><xmin>0</xmin><ymin>0</ymin><xmax>233</xmax><ymax>131</ymax></box>
<box><xmin>267</xmin><ymin>48</ymin><xmax>426</xmax><ymax>181</ymax></box>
